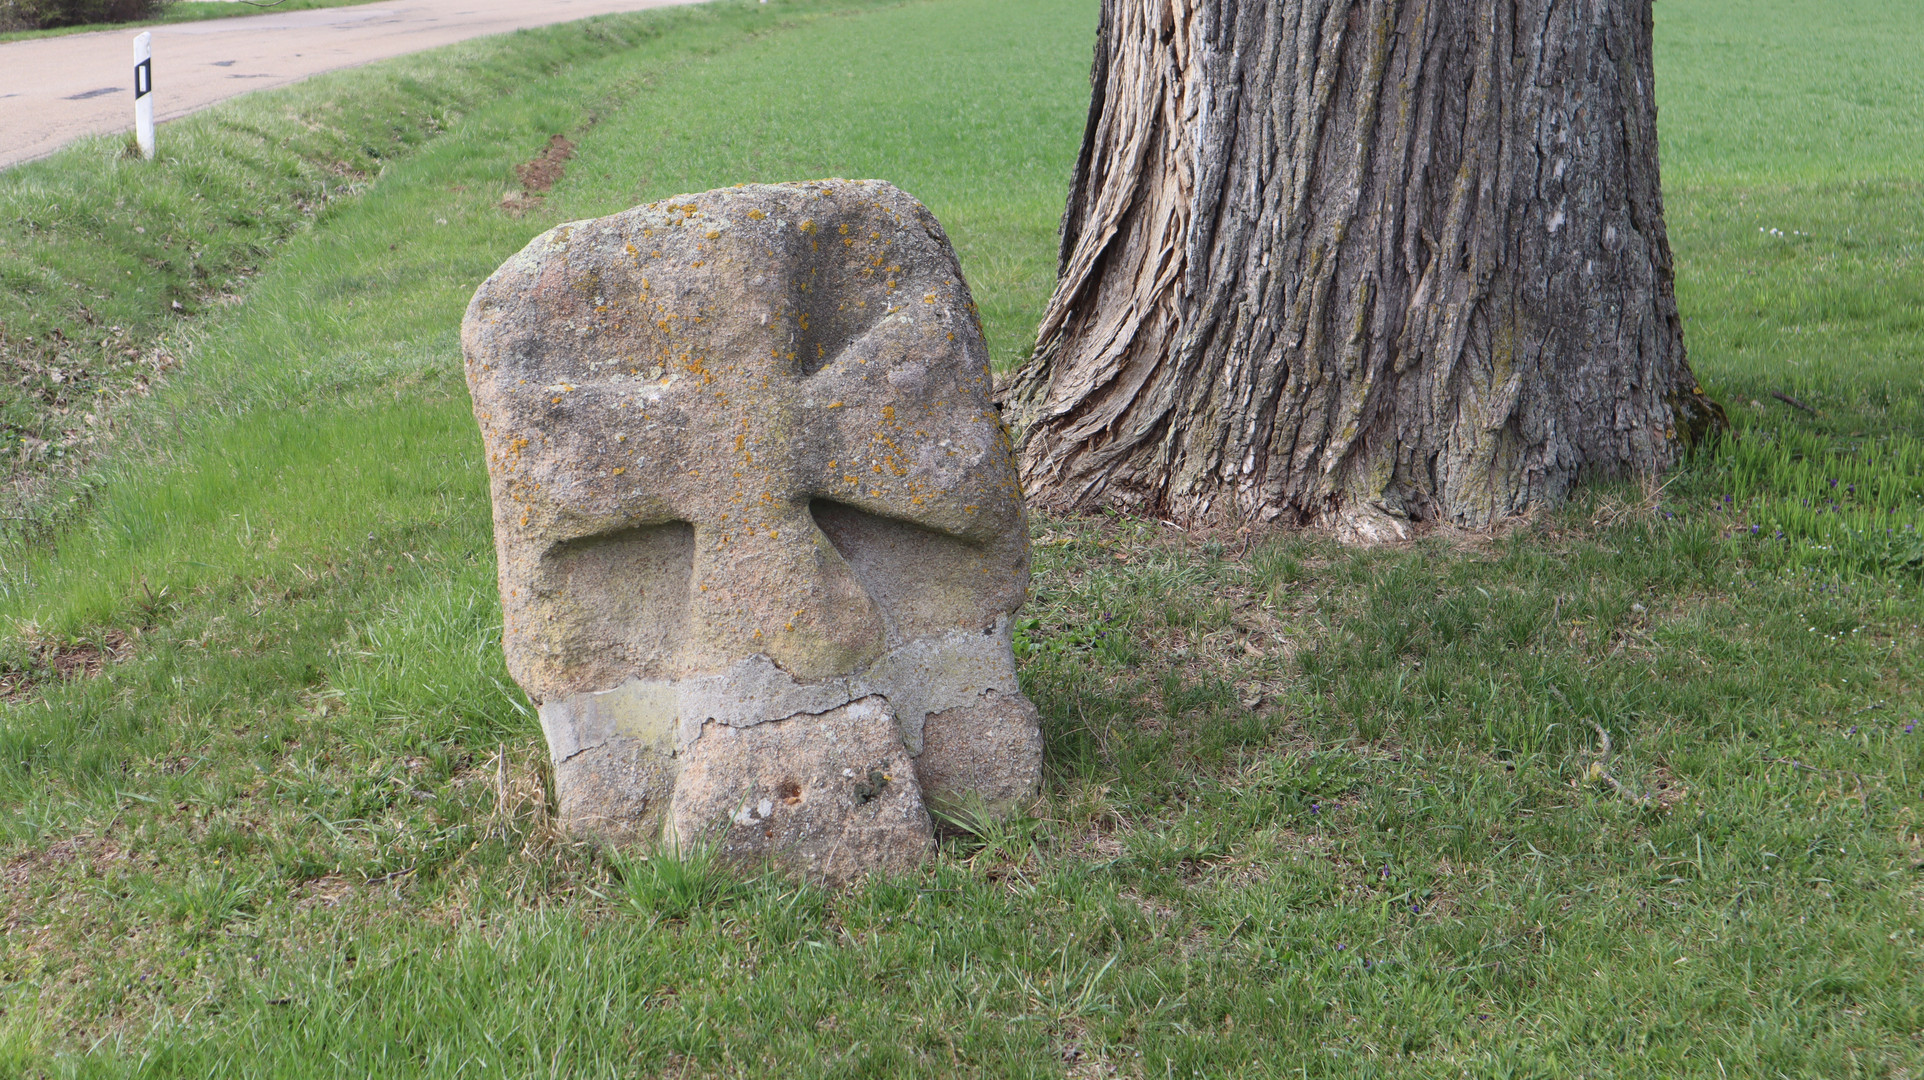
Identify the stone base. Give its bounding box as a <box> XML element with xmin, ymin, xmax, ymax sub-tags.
<box><xmin>915</xmin><ymin>689</ymin><xmax>1043</xmax><ymax>819</ymax></box>
<box><xmin>669</xmin><ymin>697</ymin><xmax>932</xmax><ymax>883</ymax></box>
<box><xmin>538</xmin><ymin>677</ymin><xmax>678</xmax><ymax>844</ymax></box>
<box><xmin>550</xmin><ymin>740</ymin><xmax>676</xmax><ymax>845</ymax></box>
<box><xmin>536</xmin><ymin>643</ymin><xmax>1043</xmax><ymax>881</ymax></box>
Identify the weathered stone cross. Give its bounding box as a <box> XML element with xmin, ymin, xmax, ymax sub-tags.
<box><xmin>463</xmin><ymin>180</ymin><xmax>1042</xmax><ymax>880</ymax></box>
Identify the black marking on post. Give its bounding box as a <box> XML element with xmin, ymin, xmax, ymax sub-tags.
<box><xmin>134</xmin><ymin>59</ymin><xmax>152</xmax><ymax>99</ymax></box>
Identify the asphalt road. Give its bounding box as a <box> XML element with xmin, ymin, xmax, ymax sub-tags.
<box><xmin>0</xmin><ymin>0</ymin><xmax>709</xmax><ymax>170</ymax></box>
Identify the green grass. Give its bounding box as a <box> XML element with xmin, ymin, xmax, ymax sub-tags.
<box><xmin>0</xmin><ymin>0</ymin><xmax>1920</xmax><ymax>1076</ymax></box>
<box><xmin>0</xmin><ymin>0</ymin><xmax>809</xmax><ymax>517</ymax></box>
<box><xmin>0</xmin><ymin>0</ymin><xmax>385</xmax><ymax>44</ymax></box>
<box><xmin>1654</xmin><ymin>0</ymin><xmax>1924</xmax><ymax>585</ymax></box>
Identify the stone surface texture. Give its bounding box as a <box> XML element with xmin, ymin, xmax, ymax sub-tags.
<box><xmin>462</xmin><ymin>179</ymin><xmax>1041</xmax><ymax>880</ymax></box>
<box><xmin>671</xmin><ymin>699</ymin><xmax>932</xmax><ymax>882</ymax></box>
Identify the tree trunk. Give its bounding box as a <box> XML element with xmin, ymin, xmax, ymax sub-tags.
<box><xmin>1001</xmin><ymin>0</ymin><xmax>1724</xmax><ymax>539</ymax></box>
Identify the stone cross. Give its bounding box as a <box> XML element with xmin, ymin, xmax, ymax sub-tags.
<box><xmin>463</xmin><ymin>180</ymin><xmax>1042</xmax><ymax>881</ymax></box>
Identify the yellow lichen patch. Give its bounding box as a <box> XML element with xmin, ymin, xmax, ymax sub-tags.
<box><xmin>800</xmin><ymin>219</ymin><xmax>817</xmax><ymax>235</ymax></box>
<box><xmin>748</xmin><ymin>209</ymin><xmax>766</xmax><ymax>220</ymax></box>
<box><xmin>705</xmin><ymin>231</ymin><xmax>721</xmax><ymax>240</ymax></box>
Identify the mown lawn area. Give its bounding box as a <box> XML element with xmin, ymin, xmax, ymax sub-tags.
<box><xmin>0</xmin><ymin>0</ymin><xmax>1919</xmax><ymax>1076</ymax></box>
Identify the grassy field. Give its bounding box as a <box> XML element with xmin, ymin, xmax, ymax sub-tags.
<box><xmin>0</xmin><ymin>1</ymin><xmax>803</xmax><ymax>524</ymax></box>
<box><xmin>0</xmin><ymin>0</ymin><xmax>1919</xmax><ymax>1076</ymax></box>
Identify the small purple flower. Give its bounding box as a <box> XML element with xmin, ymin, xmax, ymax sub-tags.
<box><xmin>1310</xmin><ymin>802</ymin><xmax>1320</xmax><ymax>813</ymax></box>
<box><xmin>1335</xmin><ymin>944</ymin><xmax>1345</xmax><ymax>951</ymax></box>
<box><xmin>1905</xmin><ymin>722</ymin><xmax>1915</xmax><ymax>735</ymax></box>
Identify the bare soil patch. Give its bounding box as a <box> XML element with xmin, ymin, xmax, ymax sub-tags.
<box><xmin>0</xmin><ymin>628</ymin><xmax>129</xmax><ymax>700</ymax></box>
<box><xmin>501</xmin><ymin>134</ymin><xmax>576</xmax><ymax>215</ymax></box>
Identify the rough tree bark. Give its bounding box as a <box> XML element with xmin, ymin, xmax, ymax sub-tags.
<box><xmin>1000</xmin><ymin>0</ymin><xmax>1724</xmax><ymax>540</ymax></box>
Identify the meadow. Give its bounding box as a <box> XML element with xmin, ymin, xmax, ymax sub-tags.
<box><xmin>0</xmin><ymin>0</ymin><xmax>1919</xmax><ymax>1075</ymax></box>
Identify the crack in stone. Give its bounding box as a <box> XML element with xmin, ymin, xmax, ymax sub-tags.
<box><xmin>536</xmin><ymin>618</ymin><xmax>1019</xmax><ymax>765</ymax></box>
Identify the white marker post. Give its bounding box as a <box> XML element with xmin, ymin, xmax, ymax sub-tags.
<box><xmin>133</xmin><ymin>32</ymin><xmax>155</xmax><ymax>159</ymax></box>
